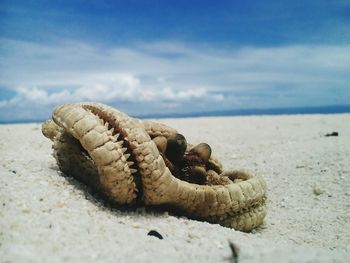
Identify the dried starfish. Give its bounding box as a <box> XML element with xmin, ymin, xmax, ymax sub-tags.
<box><xmin>42</xmin><ymin>102</ymin><xmax>267</xmax><ymax>231</ymax></box>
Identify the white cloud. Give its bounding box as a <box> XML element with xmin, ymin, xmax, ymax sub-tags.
<box><xmin>0</xmin><ymin>38</ymin><xmax>350</xmax><ymax>121</ymax></box>
<box><xmin>0</xmin><ymin>72</ymin><xmax>211</xmax><ymax>111</ymax></box>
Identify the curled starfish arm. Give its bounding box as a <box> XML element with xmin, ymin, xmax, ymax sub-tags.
<box><xmin>52</xmin><ymin>104</ymin><xmax>138</xmax><ymax>204</ymax></box>
<box><xmin>135</xmin><ymin>149</ymin><xmax>267</xmax><ymax>231</ymax></box>
<box><xmin>42</xmin><ymin>102</ymin><xmax>267</xmax><ymax>231</ymax></box>
<box><xmin>42</xmin><ymin>119</ymin><xmax>61</xmax><ymax>141</ymax></box>
<box><xmin>91</xmin><ymin>104</ymin><xmax>268</xmax><ymax>231</ymax></box>
<box><xmin>139</xmin><ymin>120</ymin><xmax>178</xmax><ymax>139</ymax></box>
<box><xmin>53</xmin><ymin>130</ymin><xmax>101</xmax><ymax>189</ymax></box>
<box><xmin>42</xmin><ymin>119</ymin><xmax>176</xmax><ymax>142</ymax></box>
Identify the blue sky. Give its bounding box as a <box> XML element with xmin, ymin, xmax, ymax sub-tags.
<box><xmin>1</xmin><ymin>0</ymin><xmax>350</xmax><ymax>121</ymax></box>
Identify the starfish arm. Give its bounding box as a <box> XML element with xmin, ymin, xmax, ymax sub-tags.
<box><xmin>52</xmin><ymin>104</ymin><xmax>137</xmax><ymax>204</ymax></box>
<box><xmin>139</xmin><ymin>120</ymin><xmax>178</xmax><ymax>139</ymax></box>
<box><xmin>91</xmin><ymin>102</ymin><xmax>268</xmax><ymax>231</ymax></box>
<box><xmin>43</xmin><ymin>102</ymin><xmax>268</xmax><ymax>231</ymax></box>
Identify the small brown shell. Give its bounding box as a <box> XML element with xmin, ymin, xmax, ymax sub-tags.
<box><xmin>188</xmin><ymin>143</ymin><xmax>212</xmax><ymax>163</ymax></box>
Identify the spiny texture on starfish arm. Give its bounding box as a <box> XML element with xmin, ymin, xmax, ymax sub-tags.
<box><xmin>42</xmin><ymin>102</ymin><xmax>267</xmax><ymax>231</ymax></box>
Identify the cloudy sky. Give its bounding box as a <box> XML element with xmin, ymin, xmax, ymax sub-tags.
<box><xmin>1</xmin><ymin>0</ymin><xmax>350</xmax><ymax>122</ymax></box>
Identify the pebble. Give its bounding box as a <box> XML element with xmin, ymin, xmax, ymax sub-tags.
<box><xmin>187</xmin><ymin>232</ymin><xmax>197</xmax><ymax>240</ymax></box>
<box><xmin>313</xmin><ymin>186</ymin><xmax>324</xmax><ymax>196</ymax></box>
<box><xmin>22</xmin><ymin>207</ymin><xmax>31</xmax><ymax>213</ymax></box>
<box><xmin>132</xmin><ymin>222</ymin><xmax>141</xmax><ymax>228</ymax></box>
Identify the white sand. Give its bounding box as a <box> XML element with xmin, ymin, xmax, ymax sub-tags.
<box><xmin>1</xmin><ymin>114</ymin><xmax>349</xmax><ymax>262</ymax></box>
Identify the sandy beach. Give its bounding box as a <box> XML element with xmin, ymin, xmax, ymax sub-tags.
<box><xmin>1</xmin><ymin>113</ymin><xmax>349</xmax><ymax>263</ymax></box>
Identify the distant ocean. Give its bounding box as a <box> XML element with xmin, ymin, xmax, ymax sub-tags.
<box><xmin>139</xmin><ymin>104</ymin><xmax>350</xmax><ymax>119</ymax></box>
<box><xmin>1</xmin><ymin>105</ymin><xmax>350</xmax><ymax>124</ymax></box>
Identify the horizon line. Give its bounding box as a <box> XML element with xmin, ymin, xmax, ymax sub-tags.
<box><xmin>1</xmin><ymin>104</ymin><xmax>350</xmax><ymax>124</ymax></box>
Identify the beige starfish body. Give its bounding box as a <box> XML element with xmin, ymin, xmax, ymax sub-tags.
<box><xmin>42</xmin><ymin>102</ymin><xmax>267</xmax><ymax>231</ymax></box>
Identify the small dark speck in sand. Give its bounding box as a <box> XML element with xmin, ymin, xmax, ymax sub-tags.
<box><xmin>147</xmin><ymin>230</ymin><xmax>163</xmax><ymax>239</ymax></box>
<box><xmin>325</xmin><ymin>132</ymin><xmax>339</xmax><ymax>137</ymax></box>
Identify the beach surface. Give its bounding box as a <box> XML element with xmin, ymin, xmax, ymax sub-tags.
<box><xmin>1</xmin><ymin>114</ymin><xmax>350</xmax><ymax>263</ymax></box>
